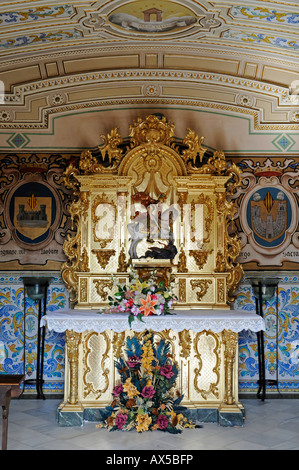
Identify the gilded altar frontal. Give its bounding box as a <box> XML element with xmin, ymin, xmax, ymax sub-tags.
<box><xmin>62</xmin><ymin>114</ymin><xmax>243</xmax><ymax>309</ymax></box>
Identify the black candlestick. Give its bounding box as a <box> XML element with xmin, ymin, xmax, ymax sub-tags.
<box><xmin>21</xmin><ymin>277</ymin><xmax>53</xmax><ymax>399</ymax></box>
<box><xmin>248</xmin><ymin>277</ymin><xmax>280</xmax><ymax>401</ymax></box>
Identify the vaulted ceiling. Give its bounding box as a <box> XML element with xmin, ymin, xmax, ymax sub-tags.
<box><xmin>0</xmin><ymin>0</ymin><xmax>298</xmax><ymax>156</ymax></box>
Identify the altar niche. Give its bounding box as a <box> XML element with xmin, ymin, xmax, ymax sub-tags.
<box><xmin>62</xmin><ymin>114</ymin><xmax>242</xmax><ymax>310</ymax></box>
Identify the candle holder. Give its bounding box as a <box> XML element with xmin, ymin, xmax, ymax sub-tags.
<box><xmin>21</xmin><ymin>276</ymin><xmax>53</xmax><ymax>399</ymax></box>
<box><xmin>248</xmin><ymin>277</ymin><xmax>280</xmax><ymax>401</ymax></box>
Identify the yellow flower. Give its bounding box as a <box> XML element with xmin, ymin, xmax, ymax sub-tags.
<box><xmin>123</xmin><ymin>378</ymin><xmax>140</xmax><ymax>399</ymax></box>
<box><xmin>136</xmin><ymin>413</ymin><xmax>152</xmax><ymax>432</ymax></box>
<box><xmin>130</xmin><ymin>279</ymin><xmax>149</xmax><ymax>292</ymax></box>
<box><xmin>141</xmin><ymin>340</ymin><xmax>155</xmax><ymax>375</ymax></box>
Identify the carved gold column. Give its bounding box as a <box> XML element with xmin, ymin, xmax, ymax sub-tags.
<box><xmin>222</xmin><ymin>330</ymin><xmax>238</xmax><ymax>405</ymax></box>
<box><xmin>66</xmin><ymin>330</ymin><xmax>81</xmax><ymax>405</ymax></box>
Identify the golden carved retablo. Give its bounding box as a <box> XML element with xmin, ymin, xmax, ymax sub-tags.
<box><xmin>62</xmin><ymin>114</ymin><xmax>243</xmax><ymax>309</ymax></box>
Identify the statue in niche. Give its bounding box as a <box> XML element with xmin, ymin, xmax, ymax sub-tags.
<box><xmin>142</xmin><ymin>235</ymin><xmax>177</xmax><ymax>260</ymax></box>
<box><xmin>128</xmin><ymin>191</ymin><xmax>178</xmax><ymax>259</ymax></box>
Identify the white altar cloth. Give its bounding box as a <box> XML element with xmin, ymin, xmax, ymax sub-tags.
<box><xmin>41</xmin><ymin>308</ymin><xmax>264</xmax><ymax>334</ymax></box>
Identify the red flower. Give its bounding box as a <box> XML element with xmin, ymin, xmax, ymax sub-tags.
<box><xmin>127</xmin><ymin>355</ymin><xmax>141</xmax><ymax>368</ymax></box>
<box><xmin>115</xmin><ymin>413</ymin><xmax>128</xmax><ymax>430</ymax></box>
<box><xmin>141</xmin><ymin>386</ymin><xmax>155</xmax><ymax>399</ymax></box>
<box><xmin>112</xmin><ymin>384</ymin><xmax>123</xmax><ymax>396</ymax></box>
<box><xmin>160</xmin><ymin>364</ymin><xmax>174</xmax><ymax>379</ymax></box>
<box><xmin>156</xmin><ymin>414</ymin><xmax>169</xmax><ymax>430</ymax></box>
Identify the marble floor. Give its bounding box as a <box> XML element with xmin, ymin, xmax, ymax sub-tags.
<box><xmin>2</xmin><ymin>397</ymin><xmax>299</xmax><ymax>451</ymax></box>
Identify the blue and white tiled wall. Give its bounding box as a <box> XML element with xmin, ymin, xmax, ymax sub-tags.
<box><xmin>1</xmin><ymin>270</ymin><xmax>298</xmax><ymax>395</ymax></box>
<box><xmin>236</xmin><ymin>272</ymin><xmax>299</xmax><ymax>395</ymax></box>
<box><xmin>0</xmin><ymin>272</ymin><xmax>67</xmax><ymax>394</ymax></box>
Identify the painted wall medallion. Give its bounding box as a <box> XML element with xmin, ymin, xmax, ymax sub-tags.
<box><xmin>0</xmin><ymin>154</ymin><xmax>76</xmax><ymax>269</ymax></box>
<box><xmin>6</xmin><ymin>180</ymin><xmax>60</xmax><ymax>250</ymax></box>
<box><xmin>247</xmin><ymin>187</ymin><xmax>291</xmax><ymax>248</ymax></box>
<box><xmin>233</xmin><ymin>158</ymin><xmax>299</xmax><ymax>267</ymax></box>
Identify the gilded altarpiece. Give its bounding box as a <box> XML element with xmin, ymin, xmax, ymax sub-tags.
<box><xmin>60</xmin><ymin>115</ymin><xmax>246</xmax><ymax>424</ymax></box>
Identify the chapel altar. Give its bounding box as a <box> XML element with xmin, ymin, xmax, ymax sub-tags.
<box><xmin>42</xmin><ymin>115</ymin><xmax>264</xmax><ymax>427</ymax></box>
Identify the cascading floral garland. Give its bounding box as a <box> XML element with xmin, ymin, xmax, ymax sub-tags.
<box><xmin>97</xmin><ymin>332</ymin><xmax>195</xmax><ymax>433</ymax></box>
<box><xmin>100</xmin><ymin>269</ymin><xmax>178</xmax><ymax>327</ymax></box>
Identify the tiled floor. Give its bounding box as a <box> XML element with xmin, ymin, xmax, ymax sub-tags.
<box><xmin>2</xmin><ymin>397</ymin><xmax>299</xmax><ymax>450</ymax></box>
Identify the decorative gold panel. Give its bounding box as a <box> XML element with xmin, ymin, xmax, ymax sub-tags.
<box><xmin>82</xmin><ymin>331</ymin><xmax>111</xmax><ymax>400</ymax></box>
<box><xmin>62</xmin><ymin>114</ymin><xmax>242</xmax><ymax>308</ymax></box>
<box><xmin>193</xmin><ymin>331</ymin><xmax>220</xmax><ymax>401</ymax></box>
<box><xmin>65</xmin><ymin>328</ymin><xmax>240</xmax><ymax>411</ymax></box>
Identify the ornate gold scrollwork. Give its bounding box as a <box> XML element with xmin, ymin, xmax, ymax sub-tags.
<box><xmin>99</xmin><ymin>127</ymin><xmax>123</xmax><ymax>168</ymax></box>
<box><xmin>217</xmin><ymin>278</ymin><xmax>226</xmax><ymax>304</ymax></box>
<box><xmin>129</xmin><ymin>114</ymin><xmax>175</xmax><ymax>148</ymax></box>
<box><xmin>63</xmin><ymin>162</ymin><xmax>80</xmax><ymax>197</ymax></box>
<box><xmin>178</xmin><ymin>330</ymin><xmax>191</xmax><ymax>359</ymax></box>
<box><xmin>113</xmin><ymin>332</ymin><xmax>126</xmax><ymax>358</ymax></box>
<box><xmin>79</xmin><ymin>128</ymin><xmax>124</xmax><ymax>174</ymax></box>
<box><xmin>178</xmin><ymin>278</ymin><xmax>186</xmax><ymax>303</ymax></box>
<box><xmin>79</xmin><ymin>247</ymin><xmax>89</xmax><ymax>272</ymax></box>
<box><xmin>189</xmin><ymin>149</ymin><xmax>227</xmax><ymax>175</ymax></box>
<box><xmin>177</xmin><ymin>248</ymin><xmax>188</xmax><ymax>273</ymax></box>
<box><xmin>214</xmin><ymin>166</ymin><xmax>243</xmax><ymax>301</ymax></box>
<box><xmin>65</xmin><ymin>330</ymin><xmax>81</xmax><ymax>405</ymax></box>
<box><xmin>62</xmin><ymin>179</ymin><xmax>90</xmax><ymax>303</ymax></box>
<box><xmin>117</xmin><ymin>246</ymin><xmax>128</xmax><ymax>272</ymax></box>
<box><xmin>189</xmin><ymin>250</ymin><xmax>213</xmax><ymax>270</ymax></box>
<box><xmin>190</xmin><ymin>279</ymin><xmax>212</xmax><ymax>301</ymax></box>
<box><xmin>216</xmin><ymin>192</ymin><xmax>229</xmax><ymax>214</ymax></box>
<box><xmin>182</xmin><ymin>129</ymin><xmax>207</xmax><ymax>165</ymax></box>
<box><xmin>93</xmin><ymin>279</ymin><xmax>113</xmax><ymax>301</ymax></box>
<box><xmin>61</xmin><ymin>229</ymin><xmax>80</xmax><ymax>303</ymax></box>
<box><xmin>215</xmin><ymin>250</ymin><xmax>227</xmax><ymax>273</ymax></box>
<box><xmin>222</xmin><ymin>330</ymin><xmax>238</xmax><ymax>405</ymax></box>
<box><xmin>79</xmin><ymin>149</ymin><xmax>100</xmax><ymax>174</ymax></box>
<box><xmin>92</xmin><ymin>249</ymin><xmax>115</xmax><ymax>269</ymax></box>
<box><xmin>225</xmin><ymin>234</ymin><xmax>243</xmax><ymax>302</ymax></box>
<box><xmin>80</xmin><ymin>278</ymin><xmax>88</xmax><ymax>302</ymax></box>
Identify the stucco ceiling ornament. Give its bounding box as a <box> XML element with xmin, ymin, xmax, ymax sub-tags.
<box><xmin>82</xmin><ymin>1</ymin><xmax>223</xmax><ymax>40</ymax></box>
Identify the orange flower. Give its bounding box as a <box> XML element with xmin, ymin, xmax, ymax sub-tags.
<box><xmin>139</xmin><ymin>294</ymin><xmax>157</xmax><ymax>317</ymax></box>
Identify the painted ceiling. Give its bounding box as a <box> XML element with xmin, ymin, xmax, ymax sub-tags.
<box><xmin>0</xmin><ymin>0</ymin><xmax>298</xmax><ymax>155</ymax></box>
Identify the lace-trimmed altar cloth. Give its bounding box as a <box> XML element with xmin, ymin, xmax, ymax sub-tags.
<box><xmin>41</xmin><ymin>309</ymin><xmax>265</xmax><ymax>334</ymax></box>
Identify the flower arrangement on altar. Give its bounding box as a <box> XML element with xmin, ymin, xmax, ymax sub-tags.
<box><xmin>102</xmin><ymin>269</ymin><xmax>178</xmax><ymax>327</ymax></box>
<box><xmin>97</xmin><ymin>332</ymin><xmax>195</xmax><ymax>433</ymax></box>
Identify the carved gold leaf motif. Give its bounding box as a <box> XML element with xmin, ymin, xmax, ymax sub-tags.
<box><xmin>92</xmin><ymin>249</ymin><xmax>115</xmax><ymax>269</ymax></box>
<box><xmin>190</xmin><ymin>279</ymin><xmax>212</xmax><ymax>301</ymax></box>
<box><xmin>93</xmin><ymin>279</ymin><xmax>113</xmax><ymax>301</ymax></box>
<box><xmin>182</xmin><ymin>129</ymin><xmax>207</xmax><ymax>165</ymax></box>
<box><xmin>189</xmin><ymin>250</ymin><xmax>213</xmax><ymax>269</ymax></box>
